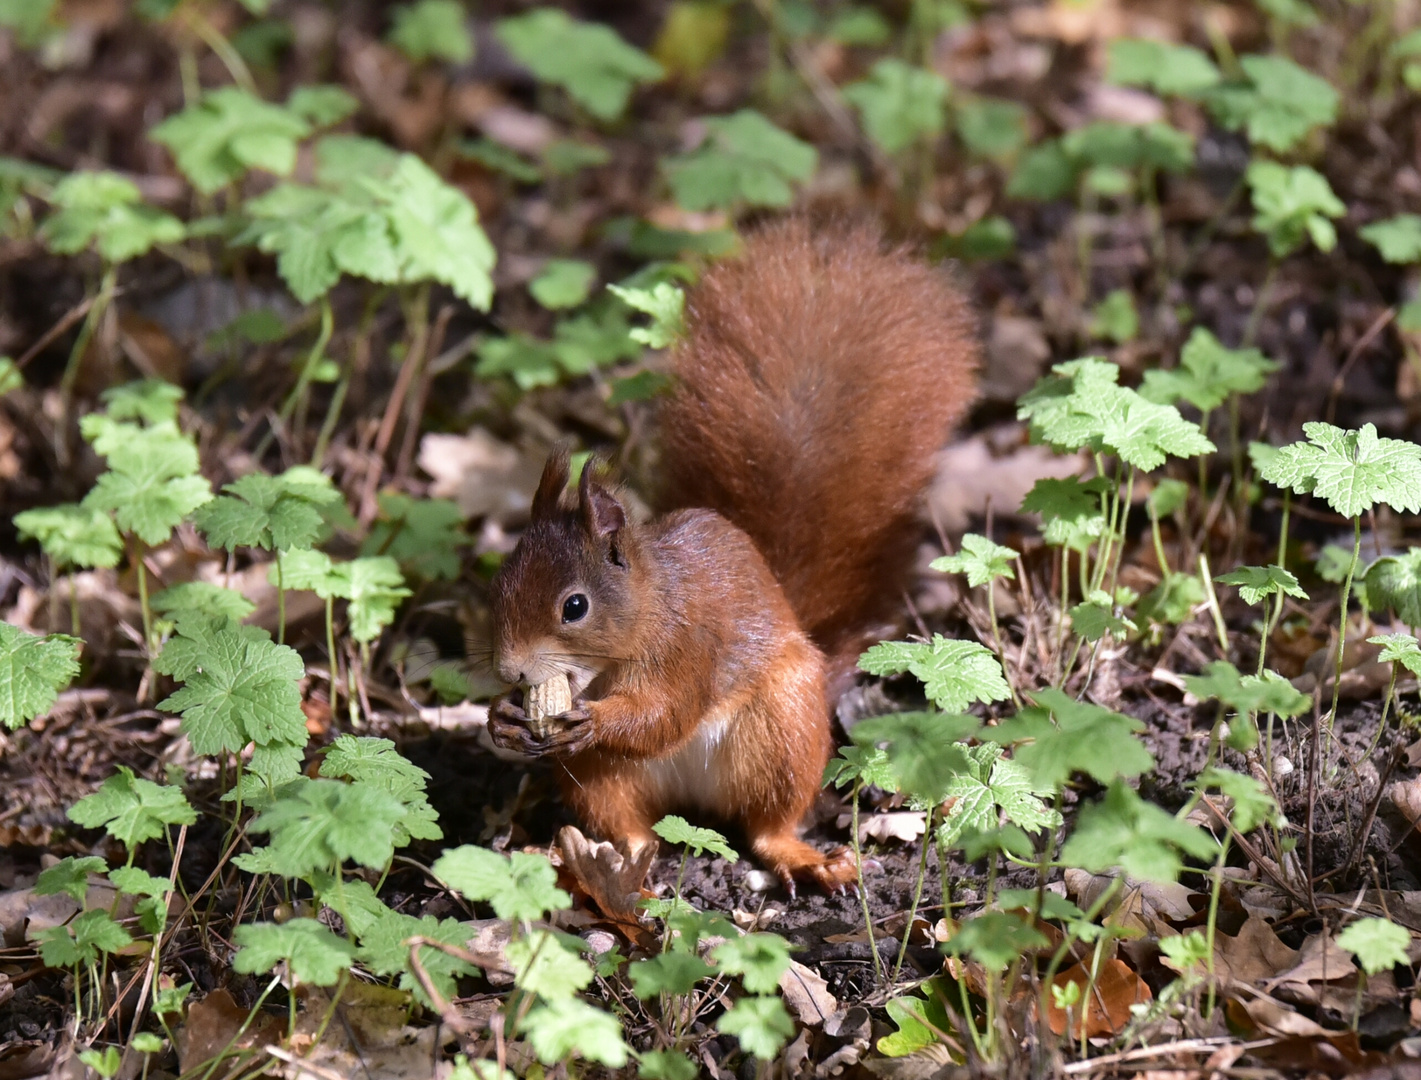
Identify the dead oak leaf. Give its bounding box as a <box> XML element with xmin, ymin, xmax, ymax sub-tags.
<box><xmin>555</xmin><ymin>825</ymin><xmax>655</xmax><ymax>934</ymax></box>
<box><xmin>1212</xmin><ymin>914</ymin><xmax>1300</xmax><ymax>985</ymax></box>
<box><xmin>1045</xmin><ymin>957</ymin><xmax>1152</xmax><ymax>1037</ymax></box>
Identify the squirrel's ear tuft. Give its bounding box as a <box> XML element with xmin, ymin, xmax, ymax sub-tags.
<box><xmin>578</xmin><ymin>457</ymin><xmax>626</xmax><ymax>538</ymax></box>
<box><xmin>531</xmin><ymin>448</ymin><xmax>571</xmax><ymax>519</ymax></box>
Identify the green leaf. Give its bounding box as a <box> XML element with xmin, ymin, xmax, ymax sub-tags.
<box><xmin>78</xmin><ymin>1048</ymin><xmax>121</xmax><ymax>1079</ymax></box>
<box><xmin>238</xmin><ymin>154</ymin><xmax>495</xmax><ymax>307</ymax></box>
<box><xmin>0</xmin><ymin>623</ymin><xmax>81</xmax><ymax>730</ymax></box>
<box><xmin>1246</xmin><ymin>161</ymin><xmax>1345</xmax><ymax>258</ymax></box>
<box><xmin>194</xmin><ymin>471</ymin><xmax>338</xmax><ymax>553</ymax></box>
<box><xmin>530</xmin><ymin>259</ymin><xmax>597</xmax><ymax>310</ymax></box>
<box><xmin>155</xmin><ymin>620</ymin><xmax>307</xmax><ymax>756</ymax></box>
<box><xmin>1089</xmin><ymin>289</ymin><xmax>1139</xmax><ymax>344</ymax></box>
<box><xmin>0</xmin><ymin>0</ymin><xmax>58</xmax><ymax>45</ymax></box>
<box><xmin>608</xmin><ymin>281</ymin><xmax>685</xmax><ymax>348</ymax></box>
<box><xmin>627</xmin><ymin>949</ymin><xmax>715</xmax><ymax>998</ymax></box>
<box><xmin>232</xmin><ymin>919</ymin><xmax>356</xmax><ymax>986</ymax></box>
<box><xmin>1146</xmin><ymin>479</ymin><xmax>1189</xmax><ymax>522</ymax></box>
<box><xmin>1140</xmin><ymin>328</ymin><xmax>1280</xmax><ymax>412</ymax></box>
<box><xmin>432</xmin><ymin>845</ymin><xmax>571</xmax><ymax>920</ymax></box>
<box><xmin>663</xmin><ymin>110</ymin><xmax>817</xmax><ymax>212</ymax></box>
<box><xmin>986</xmin><ymin>689</ymin><xmax>1153</xmax><ymax>789</ymax></box>
<box><xmin>857</xmin><ymin>635</ymin><xmax>1011</xmax><ymax>712</ymax></box>
<box><xmin>109</xmin><ymin>867</ymin><xmax>169</xmax><ymax>933</ymax></box>
<box><xmin>495</xmin><ymin>8</ymin><xmax>662</xmax><ymax>121</ymax></box>
<box><xmin>150</xmin><ymin>87</ymin><xmax>311</xmax><ymax>194</ymax></box>
<box><xmin>652</xmin><ymin>815</ymin><xmax>738</xmax><ymax>861</ymax></box>
<box><xmin>1020</xmin><ymin>476</ymin><xmax>1110</xmax><ymax>548</ymax></box>
<box><xmin>1062</xmin><ymin>121</ymin><xmax>1194</xmax><ymax>175</ymax></box>
<box><xmin>1007</xmin><ymin>140</ymin><xmax>1076</xmax><ymax>201</ymax></box>
<box><xmin>39</xmin><ymin>909</ymin><xmax>132</xmax><ymax>968</ymax></box>
<box><xmin>716</xmin><ymin>995</ymin><xmax>795</xmax><ymax>1060</ymax></box>
<box><xmin>1336</xmin><ymin>918</ymin><xmax>1411</xmax><ymax>975</ymax></box>
<box><xmin>955</xmin><ymin>98</ymin><xmax>1029</xmax><ymax>161</ymax></box>
<box><xmin>1198</xmin><ymin>766</ymin><xmax>1279</xmax><ymax>834</ymax></box>
<box><xmin>609</xmin><ymin>369</ymin><xmax>675</xmax><ymax>405</ymax></box>
<box><xmin>822</xmin><ymin>744</ymin><xmax>897</xmax><ymax>792</ymax></box>
<box><xmin>334</xmin><ymin>556</ymin><xmax>411</xmax><ymax>643</ymax></box>
<box><xmin>943</xmin><ymin>910</ymin><xmax>1049</xmax><ymax>971</ymax></box>
<box><xmin>522</xmin><ymin>997</ymin><xmax>629</xmax><ymax>1067</ymax></box>
<box><xmin>932</xmin><ymin>533</ymin><xmax>1018</xmax><ymax>587</ymax></box>
<box><xmin>1069</xmin><ymin>592</ymin><xmax>1136</xmax><ymax>642</ymax></box>
<box><xmin>40</xmin><ymin>171</ymin><xmax>185</xmax><ymax>262</ymax></box>
<box><xmin>0</xmin><ymin>357</ymin><xmax>21</xmax><ymax>395</ymax></box>
<box><xmin>1216</xmin><ymin>564</ymin><xmax>1307</xmax><ymax>607</ymax></box>
<box><xmin>1367</xmin><ymin>551</ymin><xmax>1421</xmax><ymax>626</ymax></box>
<box><xmin>362</xmin><ymin>493</ymin><xmax>465</xmax><ymax>583</ymax></box>
<box><xmin>1018</xmin><ymin>357</ymin><xmax>1215</xmax><ymax>468</ymax></box>
<box><xmin>1258</xmin><ymin>0</ymin><xmax>1318</xmax><ymax>26</ymax></box>
<box><xmin>14</xmin><ymin>503</ymin><xmax>122</xmax><ymax>571</ymax></box>
<box><xmin>1184</xmin><ymin>660</ymin><xmax>1311</xmax><ymax>718</ymax></box>
<box><xmin>1060</xmin><ymin>780</ymin><xmax>1217</xmax><ymax>884</ymax></box>
<box><xmin>319</xmin><ymin>735</ymin><xmax>441</xmax><ymax>843</ymax></box>
<box><xmin>35</xmin><ymin>856</ymin><xmax>108</xmax><ymax>904</ymax></box>
<box><xmin>101</xmin><ymin>378</ymin><xmax>184</xmax><ymax>423</ymax></box>
<box><xmin>150</xmin><ymin>582</ymin><xmax>256</xmax><ymax>623</ymax></box>
<box><xmin>1206</xmin><ymin>54</ymin><xmax>1338</xmax><ymax>153</ymax></box>
<box><xmin>1136</xmin><ymin>572</ymin><xmax>1205</xmax><ymax>626</ymax></box>
<box><xmin>711</xmin><ymin>933</ymin><xmax>792</xmax><ymax>994</ymax></box>
<box><xmin>638</xmin><ymin>1049</ymin><xmax>699</xmax><ymax>1080</ymax></box>
<box><xmin>68</xmin><ymin>766</ymin><xmax>195</xmax><ymax>848</ymax></box>
<box><xmin>459</xmin><ymin>138</ymin><xmax>543</xmax><ymax>184</ymax></box>
<box><xmin>508</xmin><ymin>929</ymin><xmax>594</xmax><ymax>1000</ymax></box>
<box><xmin>1368</xmin><ymin>633</ymin><xmax>1421</xmax><ymax>676</ymax></box>
<box><xmin>849</xmin><ymin>712</ymin><xmax>981</xmax><ymax>803</ymax></box>
<box><xmin>1361</xmin><ymin>214</ymin><xmax>1421</xmax><ymax>264</ymax></box>
<box><xmin>82</xmin><ymin>422</ymin><xmax>212</xmax><ymax>546</ymax></box>
<box><xmin>1106</xmin><ymin>38</ymin><xmax>1220</xmax><ymax>97</ymax></box>
<box><xmin>241</xmin><ymin>777</ymin><xmax>408</xmax><ymax>876</ymax></box>
<box><xmin>843</xmin><ymin>58</ymin><xmax>948</xmax><ymax>155</ymax></box>
<box><xmin>936</xmin><ymin>744</ymin><xmax>1061</xmax><ymax>847</ymax></box>
<box><xmin>286</xmin><ymin>85</ymin><xmax>358</xmax><ymax>127</ymax></box>
<box><xmin>357</xmin><ymin>908</ymin><xmax>477</xmax><ymax>1007</ymax></box>
<box><xmin>1258</xmin><ymin>421</ymin><xmax>1421</xmax><ymax>518</ymax></box>
<box><xmin>130</xmin><ymin>1034</ymin><xmax>164</xmax><ymax>1055</ymax></box>
<box><xmin>388</xmin><ymin>0</ymin><xmax>473</xmax><ymax>64</ymax></box>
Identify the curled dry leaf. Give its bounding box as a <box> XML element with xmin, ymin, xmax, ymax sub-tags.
<box><xmin>1045</xmin><ymin>957</ymin><xmax>1152</xmax><ymax>1038</ymax></box>
<box><xmin>555</xmin><ymin>824</ymin><xmax>655</xmax><ymax>933</ymax></box>
<box><xmin>780</xmin><ymin>958</ymin><xmax>837</xmax><ymax>1025</ymax></box>
<box><xmin>834</xmin><ymin>810</ymin><xmax>926</xmax><ymax>844</ymax></box>
<box><xmin>1208</xmin><ymin>914</ymin><xmax>1300</xmax><ymax>985</ymax></box>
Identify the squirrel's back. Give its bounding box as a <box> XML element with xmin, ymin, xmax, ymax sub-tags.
<box><xmin>658</xmin><ymin>218</ymin><xmax>980</xmax><ymax>680</ymax></box>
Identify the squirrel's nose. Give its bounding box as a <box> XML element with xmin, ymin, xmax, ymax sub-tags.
<box><xmin>496</xmin><ymin>656</ymin><xmax>524</xmax><ymax>685</ymax></box>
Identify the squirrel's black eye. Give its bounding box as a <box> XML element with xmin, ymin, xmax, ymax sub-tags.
<box><xmin>562</xmin><ymin>593</ymin><xmax>590</xmax><ymax>623</ymax></box>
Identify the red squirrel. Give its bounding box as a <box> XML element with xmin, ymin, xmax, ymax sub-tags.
<box><xmin>486</xmin><ymin>219</ymin><xmax>979</xmax><ymax>892</ymax></box>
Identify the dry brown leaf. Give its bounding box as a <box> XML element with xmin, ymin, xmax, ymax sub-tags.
<box><xmin>417</xmin><ymin>429</ymin><xmax>545</xmax><ymax>523</ymax></box>
<box><xmin>1065</xmin><ymin>869</ymin><xmax>1196</xmax><ymax>936</ymax></box>
<box><xmin>1045</xmin><ymin>957</ymin><xmax>1151</xmax><ymax>1037</ymax></box>
<box><xmin>1230</xmin><ymin>992</ymin><xmax>1327</xmax><ymax>1037</ymax></box>
<box><xmin>1265</xmin><ymin>933</ymin><xmax>1357</xmax><ymax>1001</ymax></box>
<box><xmin>779</xmin><ymin>959</ymin><xmax>837</xmax><ymax>1026</ymax></box>
<box><xmin>1210</xmin><ymin>915</ymin><xmax>1300</xmax><ymax>985</ymax></box>
<box><xmin>179</xmin><ymin>989</ymin><xmax>285</xmax><ymax>1078</ymax></box>
<box><xmin>555</xmin><ymin>825</ymin><xmax>654</xmax><ymax>933</ymax></box>
<box><xmin>834</xmin><ymin>811</ymin><xmax>925</xmax><ymax>844</ymax></box>
<box><xmin>929</xmin><ymin>429</ymin><xmax>1085</xmax><ymax>533</ymax></box>
<box><xmin>1389</xmin><ymin>777</ymin><xmax>1421</xmax><ymax>832</ymax></box>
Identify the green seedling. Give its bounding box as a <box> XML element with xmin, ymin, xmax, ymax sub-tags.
<box><xmin>0</xmin><ymin>622</ymin><xmax>81</xmax><ymax>731</ymax></box>
<box><xmin>388</xmin><ymin>0</ymin><xmax>473</xmax><ymax>64</ymax></box>
<box><xmin>662</xmin><ymin>109</ymin><xmax>818</xmax><ymax>212</ymax></box>
<box><xmin>842</xmin><ymin>58</ymin><xmax>948</xmax><ymax>155</ymax></box>
<box><xmin>933</xmin><ymin>533</ymin><xmax>1021</xmax><ymax>704</ymax></box>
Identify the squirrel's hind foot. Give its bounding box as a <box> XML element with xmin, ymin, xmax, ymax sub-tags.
<box><xmin>753</xmin><ymin>834</ymin><xmax>863</xmax><ymax>897</ymax></box>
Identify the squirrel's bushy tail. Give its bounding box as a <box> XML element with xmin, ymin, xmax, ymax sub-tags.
<box><xmin>659</xmin><ymin>218</ymin><xmax>980</xmax><ymax>683</ymax></box>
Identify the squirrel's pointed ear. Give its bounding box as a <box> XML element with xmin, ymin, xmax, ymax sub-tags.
<box><xmin>531</xmin><ymin>449</ymin><xmax>571</xmax><ymax>520</ymax></box>
<box><xmin>578</xmin><ymin>457</ymin><xmax>626</xmax><ymax>538</ymax></box>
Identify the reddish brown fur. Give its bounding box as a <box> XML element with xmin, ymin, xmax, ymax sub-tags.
<box><xmin>488</xmin><ymin>220</ymin><xmax>978</xmax><ymax>892</ymax></box>
<box><xmin>659</xmin><ymin>218</ymin><xmax>980</xmax><ymax>681</ymax></box>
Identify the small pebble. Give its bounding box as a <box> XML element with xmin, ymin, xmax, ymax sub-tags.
<box><xmin>1272</xmin><ymin>756</ymin><xmax>1294</xmax><ymax>780</ymax></box>
<box><xmin>744</xmin><ymin>869</ymin><xmax>775</xmax><ymax>893</ymax></box>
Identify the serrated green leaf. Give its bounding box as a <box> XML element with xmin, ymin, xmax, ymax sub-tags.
<box><xmin>843</xmin><ymin>58</ymin><xmax>947</xmax><ymax>155</ymax></box>
<box><xmin>822</xmin><ymin>744</ymin><xmax>897</xmax><ymax>792</ymax></box>
<box><xmin>1184</xmin><ymin>660</ymin><xmax>1310</xmax><ymax>718</ymax></box>
<box><xmin>1060</xmin><ymin>780</ymin><xmax>1217</xmax><ymax>884</ymax></box>
<box><xmin>432</xmin><ymin>845</ymin><xmax>570</xmax><ymax>920</ymax></box>
<box><xmin>711</xmin><ymin>932</ymin><xmax>792</xmax><ymax>994</ymax></box>
<box><xmin>150</xmin><ymin>88</ymin><xmax>310</xmax><ymax>194</ymax></box>
<box><xmin>986</xmin><ymin>689</ymin><xmax>1152</xmax><ymax>789</ymax></box>
<box><xmin>357</xmin><ymin>908</ymin><xmax>478</xmax><ymax>1007</ymax></box>
<box><xmin>155</xmin><ymin>620</ymin><xmax>306</xmax><ymax>755</ymax></box>
<box><xmin>1246</xmin><ymin>161</ymin><xmax>1345</xmax><ymax>258</ymax></box>
<box><xmin>361</xmin><ymin>493</ymin><xmax>465</xmax><ymax>582</ymax></box>
<box><xmin>1258</xmin><ymin>422</ymin><xmax>1421</xmax><ymax>518</ymax></box>
<box><xmin>319</xmin><ymin>735</ymin><xmax>441</xmax><ymax>843</ymax></box>
<box><xmin>663</xmin><ymin>109</ymin><xmax>817</xmax><ymax>212</ymax></box>
<box><xmin>68</xmin><ymin>766</ymin><xmax>195</xmax><ymax>848</ymax></box>
<box><xmin>150</xmin><ymin>582</ymin><xmax>256</xmax><ymax>623</ymax></box>
<box><xmin>1216</xmin><ymin>564</ymin><xmax>1307</xmax><ymax>607</ymax></box>
<box><xmin>1089</xmin><ymin>288</ymin><xmax>1139</xmax><ymax>344</ymax></box>
<box><xmin>334</xmin><ymin>556</ymin><xmax>410</xmax><ymax>643</ymax></box>
<box><xmin>101</xmin><ymin>378</ymin><xmax>183</xmax><ymax>423</ymax></box>
<box><xmin>242</xmin><ymin>777</ymin><xmax>408</xmax><ymax>876</ymax></box>
<box><xmin>496</xmin><ymin>8</ymin><xmax>662</xmax><ymax>121</ymax></box>
<box><xmin>14</xmin><ymin>504</ymin><xmax>122</xmax><ymax>572</ymax></box>
<box><xmin>39</xmin><ymin>909</ymin><xmax>131</xmax><ymax>968</ymax></box>
<box><xmin>955</xmin><ymin>97</ymin><xmax>1029</xmax><ymax>161</ymax></box>
<box><xmin>523</xmin><ymin>997</ymin><xmax>629</xmax><ymax>1066</ymax></box>
<box><xmin>1140</xmin><ymin>328</ymin><xmax>1280</xmax><ymax>412</ymax></box>
<box><xmin>388</xmin><ymin>0</ymin><xmax>473</xmax><ymax>64</ymax></box>
<box><xmin>1361</xmin><ymin>214</ymin><xmax>1421</xmax><ymax>264</ymax></box>
<box><xmin>35</xmin><ymin>856</ymin><xmax>108</xmax><ymax>904</ymax></box>
<box><xmin>857</xmin><ymin>635</ymin><xmax>1011</xmax><ymax>711</ymax></box>
<box><xmin>530</xmin><ymin>259</ymin><xmax>596</xmax><ymax>310</ymax></box>
<box><xmin>41</xmin><ymin>171</ymin><xmax>185</xmax><ymax>262</ymax></box>
<box><xmin>1070</xmin><ymin>594</ymin><xmax>1136</xmax><ymax>642</ymax></box>
<box><xmin>1206</xmin><ymin>54</ymin><xmax>1338</xmax><ymax>153</ymax></box>
<box><xmin>638</xmin><ymin>1049</ymin><xmax>698</xmax><ymax>1080</ymax></box>
<box><xmin>82</xmin><ymin>423</ymin><xmax>211</xmax><ymax>546</ymax></box>
<box><xmin>1336</xmin><ymin>917</ymin><xmax>1411</xmax><ymax>975</ymax></box>
<box><xmin>0</xmin><ymin>623</ymin><xmax>80</xmax><ymax>731</ymax></box>
<box><xmin>1367</xmin><ymin>551</ymin><xmax>1421</xmax><ymax>626</ymax></box>
<box><xmin>1137</xmin><ymin>571</ymin><xmax>1205</xmax><ymax>626</ymax></box>
<box><xmin>233</xmin><ymin>919</ymin><xmax>356</xmax><ymax>986</ymax></box>
<box><xmin>194</xmin><ymin>472</ymin><xmax>335</xmax><ymax>552</ymax></box>
<box><xmin>608</xmin><ymin>281</ymin><xmax>685</xmax><ymax>348</ymax></box>
<box><xmin>936</xmin><ymin>744</ymin><xmax>1061</xmax><ymax>847</ymax></box>
<box><xmin>1198</xmin><ymin>766</ymin><xmax>1279</xmax><ymax>833</ymax></box>
<box><xmin>652</xmin><ymin>815</ymin><xmax>738</xmax><ymax>861</ymax></box>
<box><xmin>627</xmin><ymin>949</ymin><xmax>714</xmax><ymax>998</ymax></box>
<box><xmin>932</xmin><ymin>534</ymin><xmax>1018</xmax><ymax>587</ymax></box>
<box><xmin>943</xmin><ymin>910</ymin><xmax>1049</xmax><ymax>971</ymax></box>
<box><xmin>850</xmin><ymin>712</ymin><xmax>980</xmax><ymax>804</ymax></box>
<box><xmin>1369</xmin><ymin>632</ymin><xmax>1421</xmax><ymax>675</ymax></box>
<box><xmin>716</xmin><ymin>995</ymin><xmax>794</xmax><ymax>1060</ymax></box>
<box><xmin>507</xmin><ymin>929</ymin><xmax>594</xmax><ymax>1000</ymax></box>
<box><xmin>1106</xmin><ymin>38</ymin><xmax>1220</xmax><ymax>97</ymax></box>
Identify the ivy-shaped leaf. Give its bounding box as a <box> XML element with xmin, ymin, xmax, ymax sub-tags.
<box><xmin>1140</xmin><ymin>328</ymin><xmax>1279</xmax><ymax>413</ymax></box>
<box><xmin>986</xmin><ymin>689</ymin><xmax>1153</xmax><ymax>790</ymax></box>
<box><xmin>842</xmin><ymin>58</ymin><xmax>948</xmax><ymax>154</ymax></box>
<box><xmin>932</xmin><ymin>534</ymin><xmax>1018</xmax><ymax>587</ymax></box>
<box><xmin>150</xmin><ymin>87</ymin><xmax>312</xmax><ymax>195</ymax></box>
<box><xmin>1060</xmin><ymin>780</ymin><xmax>1217</xmax><ymax>884</ymax></box>
<box><xmin>232</xmin><ymin>919</ymin><xmax>356</xmax><ymax>986</ymax></box>
<box><xmin>40</xmin><ymin>171</ymin><xmax>184</xmax><ymax>262</ymax></box>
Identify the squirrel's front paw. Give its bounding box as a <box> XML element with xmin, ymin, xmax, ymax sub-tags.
<box><xmin>488</xmin><ymin>696</ymin><xmax>594</xmax><ymax>756</ymax></box>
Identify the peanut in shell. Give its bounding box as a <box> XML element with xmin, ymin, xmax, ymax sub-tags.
<box><xmin>525</xmin><ymin>672</ymin><xmax>572</xmax><ymax>739</ymax></box>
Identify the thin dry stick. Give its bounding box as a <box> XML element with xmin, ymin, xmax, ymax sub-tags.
<box><xmin>395</xmin><ymin>304</ymin><xmax>454</xmax><ymax>483</ymax></box>
<box><xmin>15</xmin><ymin>292</ymin><xmax>105</xmax><ymax>369</ymax></box>
<box><xmin>360</xmin><ymin>289</ymin><xmax>432</xmax><ymax>523</ymax></box>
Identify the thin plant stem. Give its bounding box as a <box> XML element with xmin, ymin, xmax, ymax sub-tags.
<box><xmin>1151</xmin><ymin>513</ymin><xmax>1169</xmax><ymax>576</ymax></box>
<box><xmin>263</xmin><ymin>296</ymin><xmax>334</xmax><ymax>459</ymax></box>
<box><xmin>325</xmin><ymin>596</ymin><xmax>339</xmax><ymax>700</ymax></box>
<box><xmin>1243</xmin><ymin>259</ymin><xmax>1278</xmax><ymax>347</ymax></box>
<box><xmin>1106</xmin><ymin>466</ymin><xmax>1137</xmax><ymax>596</ymax></box>
<box><xmin>1276</xmin><ymin>489</ymin><xmax>1292</xmax><ymax>574</ymax></box>
<box><xmin>986</xmin><ymin>581</ymin><xmax>1021</xmax><ymax>707</ymax></box>
<box><xmin>310</xmin><ymin>371</ymin><xmax>349</xmax><ymax>472</ymax></box>
<box><xmin>134</xmin><ymin>539</ymin><xmax>154</xmax><ymax>658</ymax></box>
<box><xmin>1326</xmin><ymin>517</ymin><xmax>1364</xmax><ymax>735</ymax></box>
<box><xmin>1202</xmin><ymin>834</ymin><xmax>1232</xmax><ymax>1019</ymax></box>
<box><xmin>892</xmin><ymin>803</ymin><xmax>934</xmax><ymax>983</ymax></box>
<box><xmin>1199</xmin><ymin>552</ymin><xmax>1229</xmax><ymax>654</ymax></box>
<box><xmin>850</xmin><ymin>779</ymin><xmax>883</xmax><ymax>984</ymax></box>
<box><xmin>275</xmin><ymin>552</ymin><xmax>285</xmax><ymax>645</ymax></box>
<box><xmin>182</xmin><ymin>6</ymin><xmax>257</xmax><ymax>92</ymax></box>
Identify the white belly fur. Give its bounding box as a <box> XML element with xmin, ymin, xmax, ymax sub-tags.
<box><xmin>638</xmin><ymin>712</ymin><xmax>733</xmax><ymax>812</ymax></box>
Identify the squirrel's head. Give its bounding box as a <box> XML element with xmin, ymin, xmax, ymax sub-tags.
<box><xmin>488</xmin><ymin>449</ymin><xmax>639</xmax><ymax>695</ymax></box>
